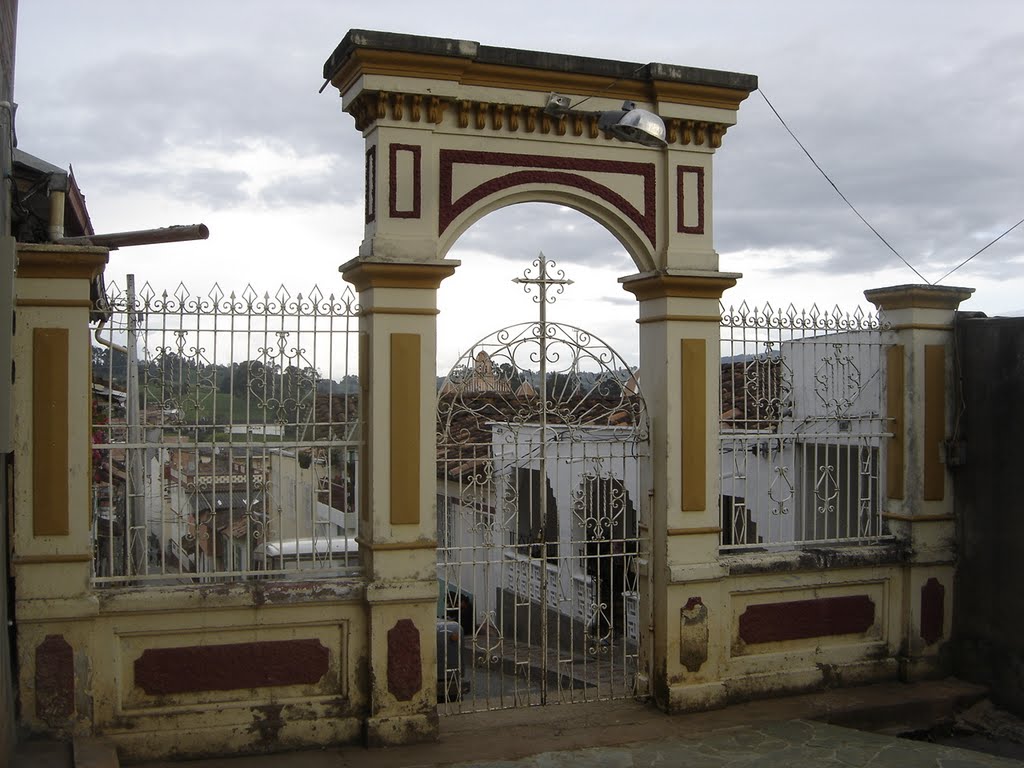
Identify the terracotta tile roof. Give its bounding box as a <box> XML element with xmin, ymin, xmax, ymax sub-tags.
<box><xmin>719</xmin><ymin>356</ymin><xmax>787</xmax><ymax>430</ymax></box>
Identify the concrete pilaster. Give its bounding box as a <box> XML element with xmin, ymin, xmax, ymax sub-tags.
<box><xmin>865</xmin><ymin>283</ymin><xmax>974</xmax><ymax>680</ymax></box>
<box><xmin>12</xmin><ymin>243</ymin><xmax>108</xmax><ymax>736</ymax></box>
<box><xmin>622</xmin><ymin>268</ymin><xmax>739</xmax><ymax>712</ymax></box>
<box><xmin>341</xmin><ymin>257</ymin><xmax>458</xmax><ymax>746</ymax></box>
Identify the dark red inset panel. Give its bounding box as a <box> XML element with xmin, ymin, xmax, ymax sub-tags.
<box><xmin>36</xmin><ymin>635</ymin><xmax>74</xmax><ymax>723</ymax></box>
<box><xmin>920</xmin><ymin>577</ymin><xmax>945</xmax><ymax>645</ymax></box>
<box><xmin>738</xmin><ymin>594</ymin><xmax>875</xmax><ymax>644</ymax></box>
<box><xmin>134</xmin><ymin>639</ymin><xmax>330</xmax><ymax>695</ymax></box>
<box><xmin>387</xmin><ymin>618</ymin><xmax>422</xmax><ymax>701</ymax></box>
<box><xmin>389</xmin><ymin>143</ymin><xmax>422</xmax><ymax>219</ymax></box>
<box><xmin>676</xmin><ymin>165</ymin><xmax>705</xmax><ymax>234</ymax></box>
<box><xmin>365</xmin><ymin>145</ymin><xmax>377</xmax><ymax>224</ymax></box>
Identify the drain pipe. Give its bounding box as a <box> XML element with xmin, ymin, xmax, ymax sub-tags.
<box><xmin>47</xmin><ymin>186</ymin><xmax>65</xmax><ymax>241</ymax></box>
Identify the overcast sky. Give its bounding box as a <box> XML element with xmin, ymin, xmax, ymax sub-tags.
<box><xmin>13</xmin><ymin>1</ymin><xmax>1024</xmax><ymax>370</ymax></box>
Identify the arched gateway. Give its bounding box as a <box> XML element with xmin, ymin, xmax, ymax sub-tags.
<box><xmin>325</xmin><ymin>30</ymin><xmax>756</xmax><ymax>741</ymax></box>
<box><xmin>436</xmin><ymin>255</ymin><xmax>650</xmax><ymax>712</ymax></box>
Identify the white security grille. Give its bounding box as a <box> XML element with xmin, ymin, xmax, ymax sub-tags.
<box><xmin>719</xmin><ymin>302</ymin><xmax>892</xmax><ymax>550</ymax></box>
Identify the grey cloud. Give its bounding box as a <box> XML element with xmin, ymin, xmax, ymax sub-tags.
<box><xmin>13</xmin><ymin>2</ymin><xmax>1024</xmax><ymax>290</ymax></box>
<box><xmin>95</xmin><ymin>167</ymin><xmax>252</xmax><ymax>210</ymax></box>
<box><xmin>17</xmin><ymin>46</ymin><xmax>364</xmax><ymax>211</ymax></box>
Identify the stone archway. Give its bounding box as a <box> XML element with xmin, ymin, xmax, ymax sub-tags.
<box><xmin>326</xmin><ymin>29</ymin><xmax>756</xmax><ymax>744</ymax></box>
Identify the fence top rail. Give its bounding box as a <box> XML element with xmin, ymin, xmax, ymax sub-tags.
<box><xmin>720</xmin><ymin>301</ymin><xmax>887</xmax><ymax>333</ymax></box>
<box><xmin>99</xmin><ymin>280</ymin><xmax>360</xmax><ymax>318</ymax></box>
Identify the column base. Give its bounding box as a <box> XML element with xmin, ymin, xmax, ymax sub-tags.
<box><xmin>659</xmin><ymin>681</ymin><xmax>728</xmax><ymax>714</ymax></box>
<box><xmin>364</xmin><ymin>710</ymin><xmax>438</xmax><ymax>748</ymax></box>
<box><xmin>899</xmin><ymin>651</ymin><xmax>952</xmax><ymax>683</ymax></box>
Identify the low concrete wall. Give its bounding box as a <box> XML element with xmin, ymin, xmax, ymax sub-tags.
<box><xmin>16</xmin><ymin>578</ymin><xmax>368</xmax><ymax>762</ymax></box>
<box><xmin>719</xmin><ymin>552</ymin><xmax>910</xmax><ymax>700</ymax></box>
<box><xmin>646</xmin><ymin>544</ymin><xmax>949</xmax><ymax>712</ymax></box>
<box><xmin>952</xmin><ymin>314</ymin><xmax>1024</xmax><ymax>716</ymax></box>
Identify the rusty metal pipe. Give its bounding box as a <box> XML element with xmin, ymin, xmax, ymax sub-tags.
<box><xmin>57</xmin><ymin>223</ymin><xmax>209</xmax><ymax>249</ymax></box>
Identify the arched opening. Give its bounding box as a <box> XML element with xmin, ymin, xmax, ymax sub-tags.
<box><xmin>438</xmin><ymin>203</ymin><xmax>641</xmax><ymax>374</ymax></box>
<box><xmin>435</xmin><ymin>204</ymin><xmax>649</xmax><ymax>712</ymax></box>
<box><xmin>438</xmin><ymin>190</ymin><xmax>658</xmax><ymax>274</ymax></box>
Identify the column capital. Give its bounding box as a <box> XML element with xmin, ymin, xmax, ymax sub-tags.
<box><xmin>340</xmin><ymin>258</ymin><xmax>459</xmax><ymax>292</ymax></box>
<box><xmin>620</xmin><ymin>269</ymin><xmax>741</xmax><ymax>301</ymax></box>
<box><xmin>864</xmin><ymin>283</ymin><xmax>973</xmax><ymax>312</ymax></box>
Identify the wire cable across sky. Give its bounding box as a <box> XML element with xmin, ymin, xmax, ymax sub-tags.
<box><xmin>758</xmin><ymin>88</ymin><xmax>931</xmax><ymax>284</ymax></box>
<box><xmin>760</xmin><ymin>88</ymin><xmax>1023</xmax><ymax>287</ymax></box>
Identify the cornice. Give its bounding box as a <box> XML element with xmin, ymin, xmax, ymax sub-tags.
<box><xmin>327</xmin><ymin>31</ymin><xmax>756</xmax><ymax>112</ymax></box>
<box><xmin>16</xmin><ymin>244</ymin><xmax>109</xmax><ymax>279</ymax></box>
<box><xmin>346</xmin><ymin>90</ymin><xmax>730</xmax><ymax>148</ymax></box>
<box><xmin>341</xmin><ymin>260</ymin><xmax>459</xmax><ymax>292</ymax></box>
<box><xmin>332</xmin><ymin>49</ymin><xmax>473</xmax><ymax>99</ymax></box>
<box><xmin>621</xmin><ymin>271</ymin><xmax>740</xmax><ymax>301</ymax></box>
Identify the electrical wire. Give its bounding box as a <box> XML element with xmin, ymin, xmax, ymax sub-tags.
<box><xmin>758</xmin><ymin>88</ymin><xmax>931</xmax><ymax>284</ymax></box>
<box><xmin>569</xmin><ymin>64</ymin><xmax>648</xmax><ymax>111</ymax></box>
<box><xmin>934</xmin><ymin>215</ymin><xmax>1024</xmax><ymax>284</ymax></box>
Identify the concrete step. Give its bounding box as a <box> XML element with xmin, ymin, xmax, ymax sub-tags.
<box><xmin>12</xmin><ymin>737</ymin><xmax>119</xmax><ymax>768</ymax></box>
<box><xmin>73</xmin><ymin>737</ymin><xmax>119</xmax><ymax>768</ymax></box>
<box><xmin>12</xmin><ymin>740</ymin><xmax>72</xmax><ymax>768</ymax></box>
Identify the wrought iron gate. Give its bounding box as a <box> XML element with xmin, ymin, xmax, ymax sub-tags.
<box><xmin>436</xmin><ymin>256</ymin><xmax>648</xmax><ymax>713</ymax></box>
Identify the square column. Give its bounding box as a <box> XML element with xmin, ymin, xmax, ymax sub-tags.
<box><xmin>341</xmin><ymin>257</ymin><xmax>457</xmax><ymax>746</ymax></box>
<box><xmin>622</xmin><ymin>268</ymin><xmax>739</xmax><ymax>712</ymax></box>
<box><xmin>865</xmin><ymin>283</ymin><xmax>973</xmax><ymax>680</ymax></box>
<box><xmin>12</xmin><ymin>244</ymin><xmax>108</xmax><ymax>737</ymax></box>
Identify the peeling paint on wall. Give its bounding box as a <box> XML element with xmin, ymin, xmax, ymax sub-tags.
<box><xmin>679</xmin><ymin>597</ymin><xmax>708</xmax><ymax>673</ymax></box>
<box><xmin>35</xmin><ymin>635</ymin><xmax>74</xmax><ymax>724</ymax></box>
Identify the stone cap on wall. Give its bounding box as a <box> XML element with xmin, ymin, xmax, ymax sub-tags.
<box><xmin>864</xmin><ymin>284</ymin><xmax>975</xmax><ymax>312</ymax></box>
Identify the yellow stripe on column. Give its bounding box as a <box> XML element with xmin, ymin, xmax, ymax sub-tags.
<box><xmin>885</xmin><ymin>345</ymin><xmax>905</xmax><ymax>500</ymax></box>
<box><xmin>681</xmin><ymin>338</ymin><xmax>706</xmax><ymax>512</ymax></box>
<box><xmin>390</xmin><ymin>333</ymin><xmax>421</xmax><ymax>525</ymax></box>
<box><xmin>924</xmin><ymin>344</ymin><xmax>946</xmax><ymax>501</ymax></box>
<box><xmin>33</xmin><ymin>328</ymin><xmax>70</xmax><ymax>536</ymax></box>
<box><xmin>359</xmin><ymin>333</ymin><xmax>371</xmax><ymax>524</ymax></box>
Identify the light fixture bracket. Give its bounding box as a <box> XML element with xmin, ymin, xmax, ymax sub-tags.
<box><xmin>543</xmin><ymin>92</ymin><xmax>667</xmax><ymax>149</ymax></box>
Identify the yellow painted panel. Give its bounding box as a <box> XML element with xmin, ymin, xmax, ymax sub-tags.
<box><xmin>390</xmin><ymin>333</ymin><xmax>420</xmax><ymax>525</ymax></box>
<box><xmin>681</xmin><ymin>338</ymin><xmax>706</xmax><ymax>511</ymax></box>
<box><xmin>924</xmin><ymin>345</ymin><xmax>945</xmax><ymax>501</ymax></box>
<box><xmin>885</xmin><ymin>345</ymin><xmax>904</xmax><ymax>500</ymax></box>
<box><xmin>33</xmin><ymin>328</ymin><xmax>69</xmax><ymax>536</ymax></box>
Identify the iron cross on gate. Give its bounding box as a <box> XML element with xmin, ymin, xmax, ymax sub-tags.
<box><xmin>511</xmin><ymin>252</ymin><xmax>574</xmax><ymax>324</ymax></box>
<box><xmin>509</xmin><ymin>252</ymin><xmax>575</xmax><ymax>706</ymax></box>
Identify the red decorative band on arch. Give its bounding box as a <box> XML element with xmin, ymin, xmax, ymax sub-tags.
<box><xmin>438</xmin><ymin>149</ymin><xmax>656</xmax><ymax>244</ymax></box>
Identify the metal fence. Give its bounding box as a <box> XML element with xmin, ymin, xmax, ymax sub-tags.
<box><xmin>90</xmin><ymin>278</ymin><xmax>361</xmax><ymax>585</ymax></box>
<box><xmin>719</xmin><ymin>302</ymin><xmax>892</xmax><ymax>550</ymax></box>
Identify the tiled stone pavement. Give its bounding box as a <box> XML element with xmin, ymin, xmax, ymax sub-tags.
<box><xmin>448</xmin><ymin>720</ymin><xmax>1022</xmax><ymax>767</ymax></box>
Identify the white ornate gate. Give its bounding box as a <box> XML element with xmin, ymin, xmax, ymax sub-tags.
<box><xmin>436</xmin><ymin>256</ymin><xmax>648</xmax><ymax>713</ymax></box>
